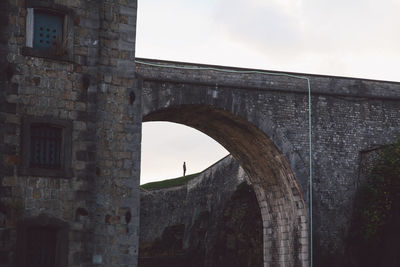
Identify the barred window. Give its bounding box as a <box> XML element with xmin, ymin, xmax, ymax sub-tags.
<box><xmin>20</xmin><ymin>116</ymin><xmax>72</xmax><ymax>178</ymax></box>
<box><xmin>30</xmin><ymin>124</ymin><xmax>62</xmax><ymax>169</ymax></box>
<box><xmin>23</xmin><ymin>1</ymin><xmax>74</xmax><ymax>61</ymax></box>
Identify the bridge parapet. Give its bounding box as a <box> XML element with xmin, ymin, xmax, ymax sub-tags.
<box><xmin>136</xmin><ymin>57</ymin><xmax>400</xmax><ymax>100</ymax></box>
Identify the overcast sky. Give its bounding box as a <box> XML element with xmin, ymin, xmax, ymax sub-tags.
<box><xmin>136</xmin><ymin>0</ymin><xmax>400</xmax><ymax>184</ymax></box>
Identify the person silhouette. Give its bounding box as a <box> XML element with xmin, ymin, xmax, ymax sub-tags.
<box><xmin>183</xmin><ymin>162</ymin><xmax>186</xmax><ymax>177</ymax></box>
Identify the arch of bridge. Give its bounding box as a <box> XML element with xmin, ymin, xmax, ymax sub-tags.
<box><xmin>143</xmin><ymin>103</ymin><xmax>309</xmax><ymax>266</ymax></box>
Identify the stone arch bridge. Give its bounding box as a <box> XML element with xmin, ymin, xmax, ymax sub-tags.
<box><xmin>2</xmin><ymin>1</ymin><xmax>399</xmax><ymax>266</ymax></box>
<box><xmin>136</xmin><ymin>57</ymin><xmax>400</xmax><ymax>266</ymax></box>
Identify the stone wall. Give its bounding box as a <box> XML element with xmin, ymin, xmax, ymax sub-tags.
<box><xmin>0</xmin><ymin>1</ymin><xmax>140</xmax><ymax>266</ymax></box>
<box><xmin>211</xmin><ymin>182</ymin><xmax>263</xmax><ymax>267</ymax></box>
<box><xmin>0</xmin><ymin>1</ymin><xmax>12</xmax><ymax>266</ymax></box>
<box><xmin>94</xmin><ymin>0</ymin><xmax>141</xmax><ymax>266</ymax></box>
<box><xmin>139</xmin><ymin>155</ymin><xmax>246</xmax><ymax>246</ymax></box>
<box><xmin>139</xmin><ymin>155</ymin><xmax>263</xmax><ymax>267</ymax></box>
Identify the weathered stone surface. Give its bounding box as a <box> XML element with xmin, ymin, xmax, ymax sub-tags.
<box><xmin>139</xmin><ymin>155</ymin><xmax>263</xmax><ymax>267</ymax></box>
<box><xmin>139</xmin><ymin>156</ymin><xmax>246</xmax><ymax>246</ymax></box>
<box><xmin>0</xmin><ymin>1</ymin><xmax>140</xmax><ymax>266</ymax></box>
<box><xmin>211</xmin><ymin>182</ymin><xmax>263</xmax><ymax>267</ymax></box>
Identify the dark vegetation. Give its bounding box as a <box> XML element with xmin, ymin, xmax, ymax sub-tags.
<box><xmin>140</xmin><ymin>173</ymin><xmax>200</xmax><ymax>191</ymax></box>
<box><xmin>346</xmin><ymin>136</ymin><xmax>400</xmax><ymax>267</ymax></box>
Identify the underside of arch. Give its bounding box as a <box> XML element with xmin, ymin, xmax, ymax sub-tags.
<box><xmin>143</xmin><ymin>104</ymin><xmax>309</xmax><ymax>266</ymax></box>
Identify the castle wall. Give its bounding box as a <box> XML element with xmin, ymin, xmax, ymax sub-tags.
<box><xmin>0</xmin><ymin>1</ymin><xmax>141</xmax><ymax>266</ymax></box>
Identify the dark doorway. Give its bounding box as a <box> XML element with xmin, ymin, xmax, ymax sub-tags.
<box><xmin>26</xmin><ymin>226</ymin><xmax>57</xmax><ymax>267</ymax></box>
<box><xmin>16</xmin><ymin>215</ymin><xmax>69</xmax><ymax>267</ymax></box>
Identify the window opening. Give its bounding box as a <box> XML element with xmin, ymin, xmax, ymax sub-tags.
<box><xmin>30</xmin><ymin>124</ymin><xmax>62</xmax><ymax>169</ymax></box>
<box><xmin>33</xmin><ymin>10</ymin><xmax>63</xmax><ymax>50</ymax></box>
<box><xmin>25</xmin><ymin>4</ymin><xmax>73</xmax><ymax>60</ymax></box>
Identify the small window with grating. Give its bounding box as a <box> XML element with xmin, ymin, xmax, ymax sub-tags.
<box><xmin>33</xmin><ymin>10</ymin><xmax>64</xmax><ymax>50</ymax></box>
<box><xmin>20</xmin><ymin>116</ymin><xmax>72</xmax><ymax>178</ymax></box>
<box><xmin>24</xmin><ymin>2</ymin><xmax>74</xmax><ymax>61</ymax></box>
<box><xmin>30</xmin><ymin>124</ymin><xmax>62</xmax><ymax>169</ymax></box>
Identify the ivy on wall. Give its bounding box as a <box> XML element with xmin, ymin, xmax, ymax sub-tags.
<box><xmin>357</xmin><ymin>136</ymin><xmax>400</xmax><ymax>243</ymax></box>
<box><xmin>346</xmin><ymin>135</ymin><xmax>400</xmax><ymax>266</ymax></box>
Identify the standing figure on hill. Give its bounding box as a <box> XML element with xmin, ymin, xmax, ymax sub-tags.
<box><xmin>183</xmin><ymin>162</ymin><xmax>186</xmax><ymax>177</ymax></box>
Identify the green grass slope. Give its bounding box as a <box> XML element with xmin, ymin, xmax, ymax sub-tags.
<box><xmin>140</xmin><ymin>173</ymin><xmax>200</xmax><ymax>191</ymax></box>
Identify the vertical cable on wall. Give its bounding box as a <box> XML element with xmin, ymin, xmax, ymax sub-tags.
<box><xmin>307</xmin><ymin>78</ymin><xmax>313</xmax><ymax>267</ymax></box>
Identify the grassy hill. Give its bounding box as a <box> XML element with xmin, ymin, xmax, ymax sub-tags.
<box><xmin>140</xmin><ymin>155</ymin><xmax>231</xmax><ymax>191</ymax></box>
<box><xmin>140</xmin><ymin>173</ymin><xmax>200</xmax><ymax>191</ymax></box>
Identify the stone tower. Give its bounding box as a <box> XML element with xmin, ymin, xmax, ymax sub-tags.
<box><xmin>0</xmin><ymin>0</ymin><xmax>141</xmax><ymax>266</ymax></box>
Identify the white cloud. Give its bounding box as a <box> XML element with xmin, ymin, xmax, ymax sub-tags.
<box><xmin>214</xmin><ymin>0</ymin><xmax>303</xmax><ymax>50</ymax></box>
<box><xmin>208</xmin><ymin>0</ymin><xmax>400</xmax><ymax>80</ymax></box>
